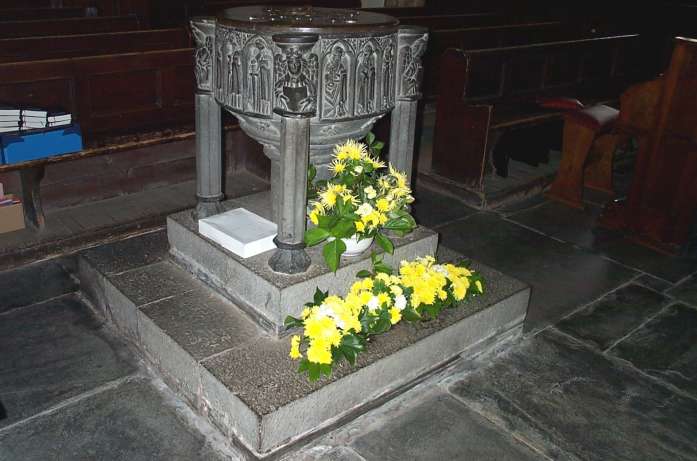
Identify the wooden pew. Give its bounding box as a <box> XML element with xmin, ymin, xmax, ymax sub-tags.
<box><xmin>430</xmin><ymin>34</ymin><xmax>644</xmax><ymax>190</ymax></box>
<box><xmin>0</xmin><ymin>48</ymin><xmax>195</xmax><ymax>139</ymax></box>
<box><xmin>0</xmin><ymin>28</ymin><xmax>190</xmax><ymax>63</ymax></box>
<box><xmin>0</xmin><ymin>15</ymin><xmax>141</xmax><ymax>39</ymax></box>
<box><xmin>421</xmin><ymin>21</ymin><xmax>591</xmax><ymax>97</ymax></box>
<box><xmin>0</xmin><ymin>7</ymin><xmax>86</xmax><ymax>21</ymax></box>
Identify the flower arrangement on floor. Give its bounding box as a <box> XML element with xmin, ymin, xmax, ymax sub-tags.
<box><xmin>304</xmin><ymin>134</ymin><xmax>417</xmax><ymax>272</ymax></box>
<box><xmin>285</xmin><ymin>254</ymin><xmax>485</xmax><ymax>381</ymax></box>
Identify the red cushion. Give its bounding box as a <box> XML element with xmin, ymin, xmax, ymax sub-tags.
<box><xmin>537</xmin><ymin>97</ymin><xmax>585</xmax><ymax>111</ymax></box>
<box><xmin>565</xmin><ymin>104</ymin><xmax>619</xmax><ymax>131</ymax></box>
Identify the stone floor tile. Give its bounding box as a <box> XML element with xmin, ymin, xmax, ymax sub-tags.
<box><xmin>109</xmin><ymin>261</ymin><xmax>199</xmax><ymax>307</ymax></box>
<box><xmin>0</xmin><ymin>259</ymin><xmax>77</xmax><ymax>313</ymax></box>
<box><xmin>609</xmin><ymin>303</ymin><xmax>697</xmax><ymax>398</ymax></box>
<box><xmin>556</xmin><ymin>284</ymin><xmax>670</xmax><ymax>351</ymax></box>
<box><xmin>506</xmin><ymin>200</ymin><xmax>602</xmax><ymax>248</ymax></box>
<box><xmin>350</xmin><ymin>393</ymin><xmax>542</xmax><ymax>461</ymax></box>
<box><xmin>140</xmin><ymin>287</ymin><xmax>263</xmax><ymax>361</ymax></box>
<box><xmin>439</xmin><ymin>213</ymin><xmax>637</xmax><ymax>332</ymax></box>
<box><xmin>667</xmin><ymin>274</ymin><xmax>697</xmax><ymax>307</ymax></box>
<box><xmin>450</xmin><ymin>329</ymin><xmax>697</xmax><ymax>461</ymax></box>
<box><xmin>81</xmin><ymin>229</ymin><xmax>169</xmax><ymax>275</ymax></box>
<box><xmin>595</xmin><ymin>237</ymin><xmax>697</xmax><ymax>283</ymax></box>
<box><xmin>0</xmin><ymin>295</ymin><xmax>137</xmax><ymax>427</ymax></box>
<box><xmin>411</xmin><ymin>186</ymin><xmax>476</xmax><ymax>228</ymax></box>
<box><xmin>634</xmin><ymin>273</ymin><xmax>674</xmax><ymax>293</ymax></box>
<box><xmin>0</xmin><ymin>378</ymin><xmax>227</xmax><ymax>461</ymax></box>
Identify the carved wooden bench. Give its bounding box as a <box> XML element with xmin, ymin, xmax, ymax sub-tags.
<box><xmin>0</xmin><ymin>47</ymin><xmax>197</xmax><ymax>229</ymax></box>
<box><xmin>430</xmin><ymin>34</ymin><xmax>645</xmax><ymax>190</ymax></box>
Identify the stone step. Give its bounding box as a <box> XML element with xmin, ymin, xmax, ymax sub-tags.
<box><xmin>167</xmin><ymin>192</ymin><xmax>439</xmax><ymax>336</ymax></box>
<box><xmin>79</xmin><ymin>243</ymin><xmax>530</xmax><ymax>458</ymax></box>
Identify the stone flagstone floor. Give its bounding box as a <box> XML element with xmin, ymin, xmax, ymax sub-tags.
<box><xmin>1</xmin><ymin>186</ymin><xmax>697</xmax><ymax>460</ymax></box>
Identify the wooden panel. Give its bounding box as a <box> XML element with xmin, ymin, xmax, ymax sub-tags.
<box><xmin>0</xmin><ymin>7</ymin><xmax>86</xmax><ymax>21</ymax></box>
<box><xmin>0</xmin><ymin>48</ymin><xmax>195</xmax><ymax>139</ymax></box>
<box><xmin>0</xmin><ymin>28</ymin><xmax>189</xmax><ymax>64</ymax></box>
<box><xmin>0</xmin><ymin>15</ymin><xmax>141</xmax><ymax>39</ymax></box>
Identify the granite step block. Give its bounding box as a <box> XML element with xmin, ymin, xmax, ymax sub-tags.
<box><xmin>167</xmin><ymin>194</ymin><xmax>439</xmax><ymax>336</ymax></box>
<box><xmin>80</xmin><ymin>248</ymin><xmax>530</xmax><ymax>457</ymax></box>
<box><xmin>81</xmin><ymin>229</ymin><xmax>169</xmax><ymax>276</ymax></box>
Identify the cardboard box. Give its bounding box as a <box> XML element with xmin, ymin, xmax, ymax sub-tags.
<box><xmin>0</xmin><ymin>124</ymin><xmax>82</xmax><ymax>164</ymax></box>
<box><xmin>0</xmin><ymin>195</ymin><xmax>25</xmax><ymax>233</ymax></box>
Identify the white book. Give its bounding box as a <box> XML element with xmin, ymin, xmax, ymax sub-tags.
<box><xmin>21</xmin><ymin>108</ymin><xmax>48</xmax><ymax>117</ymax></box>
<box><xmin>198</xmin><ymin>208</ymin><xmax>277</xmax><ymax>258</ymax></box>
<box><xmin>48</xmin><ymin>120</ymin><xmax>71</xmax><ymax>127</ymax></box>
<box><xmin>48</xmin><ymin>114</ymin><xmax>71</xmax><ymax>122</ymax></box>
<box><xmin>0</xmin><ymin>126</ymin><xmax>19</xmax><ymax>133</ymax></box>
<box><xmin>0</xmin><ymin>106</ymin><xmax>20</xmax><ymax>116</ymax></box>
<box><xmin>0</xmin><ymin>115</ymin><xmax>20</xmax><ymax>121</ymax></box>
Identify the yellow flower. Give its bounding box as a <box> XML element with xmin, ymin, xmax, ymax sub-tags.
<box><xmin>376</xmin><ymin>198</ymin><xmax>390</xmax><ymax>212</ymax></box>
<box><xmin>355</xmin><ymin>221</ymin><xmax>365</xmax><ymax>232</ymax></box>
<box><xmin>334</xmin><ymin>139</ymin><xmax>366</xmax><ymax>161</ymax></box>
<box><xmin>475</xmin><ymin>280</ymin><xmax>483</xmax><ymax>293</ymax></box>
<box><xmin>361</xmin><ymin>277</ymin><xmax>373</xmax><ymax>291</ymax></box>
<box><xmin>307</xmin><ymin>340</ymin><xmax>332</xmax><ymax>364</ymax></box>
<box><xmin>390</xmin><ymin>285</ymin><xmax>403</xmax><ymax>297</ymax></box>
<box><xmin>289</xmin><ymin>335</ymin><xmax>302</xmax><ymax>359</ymax></box>
<box><xmin>370</xmin><ymin>157</ymin><xmax>386</xmax><ymax>169</ymax></box>
<box><xmin>364</xmin><ymin>186</ymin><xmax>377</xmax><ymax>199</ymax></box>
<box><xmin>320</xmin><ymin>190</ymin><xmax>337</xmax><ymax>208</ymax></box>
<box><xmin>377</xmin><ymin>291</ymin><xmax>392</xmax><ymax>307</ymax></box>
<box><xmin>301</xmin><ymin>307</ymin><xmax>311</xmax><ymax>319</ymax></box>
<box><xmin>309</xmin><ymin>209</ymin><xmax>320</xmax><ymax>225</ymax></box>
<box><xmin>389</xmin><ymin>306</ymin><xmax>402</xmax><ymax>324</ymax></box>
<box><xmin>330</xmin><ymin>159</ymin><xmax>346</xmax><ymax>175</ymax></box>
<box><xmin>389</xmin><ymin>164</ymin><xmax>408</xmax><ymax>189</ymax></box>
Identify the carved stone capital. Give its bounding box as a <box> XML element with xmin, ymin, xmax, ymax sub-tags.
<box><xmin>190</xmin><ymin>17</ymin><xmax>216</xmax><ymax>93</ymax></box>
<box><xmin>395</xmin><ymin>26</ymin><xmax>429</xmax><ymax>101</ymax></box>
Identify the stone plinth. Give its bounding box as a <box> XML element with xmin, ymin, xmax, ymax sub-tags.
<box><xmin>167</xmin><ymin>191</ymin><xmax>438</xmax><ymax>336</ymax></box>
<box><xmin>79</xmin><ymin>235</ymin><xmax>530</xmax><ymax>458</ymax></box>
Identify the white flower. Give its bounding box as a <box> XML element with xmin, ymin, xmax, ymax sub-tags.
<box><xmin>395</xmin><ymin>294</ymin><xmax>407</xmax><ymax>311</ymax></box>
<box><xmin>357</xmin><ymin>203</ymin><xmax>374</xmax><ymax>217</ymax></box>
<box><xmin>364</xmin><ymin>185</ymin><xmax>377</xmax><ymax>199</ymax></box>
<box><xmin>367</xmin><ymin>296</ymin><xmax>380</xmax><ymax>312</ymax></box>
<box><xmin>318</xmin><ymin>303</ymin><xmax>344</xmax><ymax>329</ymax></box>
<box><xmin>353</xmin><ymin>165</ymin><xmax>363</xmax><ymax>174</ymax></box>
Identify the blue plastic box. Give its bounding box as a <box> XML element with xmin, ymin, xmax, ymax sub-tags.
<box><xmin>0</xmin><ymin>124</ymin><xmax>83</xmax><ymax>165</ymax></box>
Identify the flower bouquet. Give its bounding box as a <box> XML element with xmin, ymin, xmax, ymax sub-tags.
<box><xmin>285</xmin><ymin>254</ymin><xmax>484</xmax><ymax>381</ymax></box>
<box><xmin>304</xmin><ymin>135</ymin><xmax>417</xmax><ymax>272</ymax></box>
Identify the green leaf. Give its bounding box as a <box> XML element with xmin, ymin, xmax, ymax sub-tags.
<box><xmin>373</xmin><ymin>140</ymin><xmax>385</xmax><ymax>150</ymax></box>
<box><xmin>320</xmin><ymin>363</ymin><xmax>333</xmax><ymax>377</ymax></box>
<box><xmin>365</xmin><ymin>131</ymin><xmax>376</xmax><ymax>145</ymax></box>
<box><xmin>308</xmin><ymin>362</ymin><xmax>321</xmax><ymax>381</ymax></box>
<box><xmin>341</xmin><ymin>346</ymin><xmax>356</xmax><ymax>365</ymax></box>
<box><xmin>323</xmin><ymin>238</ymin><xmax>347</xmax><ymax>272</ymax></box>
<box><xmin>341</xmin><ymin>333</ymin><xmax>365</xmax><ymax>351</ymax></box>
<box><xmin>298</xmin><ymin>359</ymin><xmax>309</xmax><ymax>373</ymax></box>
<box><xmin>304</xmin><ymin>227</ymin><xmax>330</xmax><ymax>246</ymax></box>
<box><xmin>403</xmin><ymin>308</ymin><xmax>421</xmax><ymax>322</ymax></box>
<box><xmin>308</xmin><ymin>164</ymin><xmax>317</xmax><ymax>182</ymax></box>
<box><xmin>317</xmin><ymin>214</ymin><xmax>339</xmax><ymax>230</ymax></box>
<box><xmin>356</xmin><ymin>269</ymin><xmax>372</xmax><ymax>278</ymax></box>
<box><xmin>374</xmin><ymin>232</ymin><xmax>394</xmax><ymax>254</ymax></box>
<box><xmin>284</xmin><ymin>316</ymin><xmax>304</xmax><ymax>329</ymax></box>
<box><xmin>313</xmin><ymin>287</ymin><xmax>328</xmax><ymax>305</ymax></box>
<box><xmin>373</xmin><ymin>261</ymin><xmax>393</xmax><ymax>275</ymax></box>
<box><xmin>331</xmin><ymin>218</ymin><xmax>356</xmax><ymax>239</ymax></box>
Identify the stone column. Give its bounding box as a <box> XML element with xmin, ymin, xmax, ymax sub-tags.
<box><xmin>267</xmin><ymin>33</ymin><xmax>319</xmax><ymax>274</ymax></box>
<box><xmin>191</xmin><ymin>17</ymin><xmax>224</xmax><ymax>219</ymax></box>
<box><xmin>389</xmin><ymin>26</ymin><xmax>429</xmax><ymax>185</ymax></box>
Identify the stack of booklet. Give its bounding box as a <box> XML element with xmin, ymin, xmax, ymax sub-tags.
<box><xmin>0</xmin><ymin>105</ymin><xmax>73</xmax><ymax>132</ymax></box>
<box><xmin>0</xmin><ymin>106</ymin><xmax>21</xmax><ymax>133</ymax></box>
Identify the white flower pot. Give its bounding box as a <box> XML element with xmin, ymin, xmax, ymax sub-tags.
<box><xmin>329</xmin><ymin>234</ymin><xmax>373</xmax><ymax>257</ymax></box>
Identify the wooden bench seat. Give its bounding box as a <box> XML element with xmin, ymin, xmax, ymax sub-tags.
<box><xmin>430</xmin><ymin>34</ymin><xmax>645</xmax><ymax>190</ymax></box>
<box><xmin>0</xmin><ymin>28</ymin><xmax>190</xmax><ymax>64</ymax></box>
<box><xmin>0</xmin><ymin>15</ymin><xmax>141</xmax><ymax>39</ymax></box>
